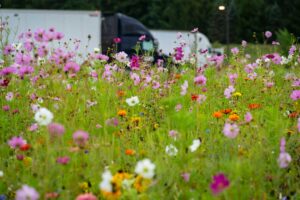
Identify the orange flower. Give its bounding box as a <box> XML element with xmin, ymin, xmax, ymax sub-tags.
<box><xmin>117</xmin><ymin>90</ymin><xmax>125</xmax><ymax>97</ymax></box>
<box><xmin>248</xmin><ymin>103</ymin><xmax>261</xmax><ymax>110</ymax></box>
<box><xmin>221</xmin><ymin>108</ymin><xmax>232</xmax><ymax>114</ymax></box>
<box><xmin>175</xmin><ymin>74</ymin><xmax>181</xmax><ymax>79</ymax></box>
<box><xmin>125</xmin><ymin>149</ymin><xmax>135</xmax><ymax>155</ymax></box>
<box><xmin>288</xmin><ymin>111</ymin><xmax>298</xmax><ymax>118</ymax></box>
<box><xmin>191</xmin><ymin>94</ymin><xmax>198</xmax><ymax>101</ymax></box>
<box><xmin>117</xmin><ymin>109</ymin><xmax>127</xmax><ymax>117</ymax></box>
<box><xmin>213</xmin><ymin>111</ymin><xmax>223</xmax><ymax>118</ymax></box>
<box><xmin>229</xmin><ymin>113</ymin><xmax>239</xmax><ymax>121</ymax></box>
<box><xmin>20</xmin><ymin>144</ymin><xmax>31</xmax><ymax>151</ymax></box>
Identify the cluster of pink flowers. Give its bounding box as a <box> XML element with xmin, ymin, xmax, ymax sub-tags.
<box><xmin>277</xmin><ymin>137</ymin><xmax>292</xmax><ymax>168</ymax></box>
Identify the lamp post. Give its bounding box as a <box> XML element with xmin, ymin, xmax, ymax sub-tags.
<box><xmin>218</xmin><ymin>4</ymin><xmax>230</xmax><ymax>57</ymax></box>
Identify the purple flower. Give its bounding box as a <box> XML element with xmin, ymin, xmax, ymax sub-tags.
<box><xmin>8</xmin><ymin>136</ymin><xmax>26</xmax><ymax>149</ymax></box>
<box><xmin>289</xmin><ymin>45</ymin><xmax>296</xmax><ymax>55</ymax></box>
<box><xmin>169</xmin><ymin>130</ymin><xmax>178</xmax><ymax>138</ymax></box>
<box><xmin>228</xmin><ymin>73</ymin><xmax>238</xmax><ymax>85</ymax></box>
<box><xmin>231</xmin><ymin>47</ymin><xmax>239</xmax><ymax>55</ymax></box>
<box><xmin>18</xmin><ymin>66</ymin><xmax>34</xmax><ymax>78</ymax></box>
<box><xmin>15</xmin><ymin>53</ymin><xmax>32</xmax><ymax>66</ymax></box>
<box><xmin>5</xmin><ymin>92</ymin><xmax>13</xmax><ymax>101</ymax></box>
<box><xmin>37</xmin><ymin>44</ymin><xmax>48</xmax><ymax>57</ymax></box>
<box><xmin>292</xmin><ymin>79</ymin><xmax>300</xmax><ymax>87</ymax></box>
<box><xmin>0</xmin><ymin>66</ymin><xmax>17</xmax><ymax>76</ymax></box>
<box><xmin>290</xmin><ymin>90</ymin><xmax>300</xmax><ymax>100</ymax></box>
<box><xmin>223</xmin><ymin>123</ymin><xmax>239</xmax><ymax>138</ymax></box>
<box><xmin>64</xmin><ymin>62</ymin><xmax>80</xmax><ymax>74</ymax></box>
<box><xmin>277</xmin><ymin>137</ymin><xmax>292</xmax><ymax>168</ymax></box>
<box><xmin>23</xmin><ymin>40</ymin><xmax>34</xmax><ymax>52</ymax></box>
<box><xmin>34</xmin><ymin>28</ymin><xmax>48</xmax><ymax>42</ymax></box>
<box><xmin>15</xmin><ymin>185</ymin><xmax>39</xmax><ymax>200</ymax></box>
<box><xmin>56</xmin><ymin>156</ymin><xmax>70</xmax><ymax>165</ymax></box>
<box><xmin>3</xmin><ymin>44</ymin><xmax>15</xmax><ymax>55</ymax></box>
<box><xmin>47</xmin><ymin>123</ymin><xmax>65</xmax><ymax>137</ymax></box>
<box><xmin>210</xmin><ymin>173</ymin><xmax>230</xmax><ymax>195</ymax></box>
<box><xmin>194</xmin><ymin>75</ymin><xmax>207</xmax><ymax>86</ymax></box>
<box><xmin>265</xmin><ymin>31</ymin><xmax>272</xmax><ymax>38</ymax></box>
<box><xmin>224</xmin><ymin>85</ymin><xmax>235</xmax><ymax>99</ymax></box>
<box><xmin>130</xmin><ymin>55</ymin><xmax>140</xmax><ymax>70</ymax></box>
<box><xmin>174</xmin><ymin>46</ymin><xmax>184</xmax><ymax>61</ymax></box>
<box><xmin>244</xmin><ymin>112</ymin><xmax>253</xmax><ymax>123</ymax></box>
<box><xmin>73</xmin><ymin>130</ymin><xmax>89</xmax><ymax>147</ymax></box>
<box><xmin>181</xmin><ymin>172</ymin><xmax>190</xmax><ymax>182</ymax></box>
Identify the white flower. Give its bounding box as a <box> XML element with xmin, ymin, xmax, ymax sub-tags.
<box><xmin>94</xmin><ymin>47</ymin><xmax>100</xmax><ymax>53</ymax></box>
<box><xmin>165</xmin><ymin>144</ymin><xmax>178</xmax><ymax>156</ymax></box>
<box><xmin>126</xmin><ymin>96</ymin><xmax>139</xmax><ymax>106</ymax></box>
<box><xmin>189</xmin><ymin>139</ymin><xmax>201</xmax><ymax>152</ymax></box>
<box><xmin>135</xmin><ymin>158</ymin><xmax>156</xmax><ymax>179</ymax></box>
<box><xmin>34</xmin><ymin>107</ymin><xmax>53</xmax><ymax>126</ymax></box>
<box><xmin>0</xmin><ymin>170</ymin><xmax>3</xmax><ymax>177</ymax></box>
<box><xmin>115</xmin><ymin>51</ymin><xmax>129</xmax><ymax>63</ymax></box>
<box><xmin>99</xmin><ymin>170</ymin><xmax>113</xmax><ymax>192</ymax></box>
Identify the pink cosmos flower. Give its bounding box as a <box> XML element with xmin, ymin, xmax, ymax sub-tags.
<box><xmin>48</xmin><ymin>123</ymin><xmax>65</xmax><ymax>137</ymax></box>
<box><xmin>130</xmin><ymin>73</ymin><xmax>140</xmax><ymax>85</ymax></box>
<box><xmin>244</xmin><ymin>112</ymin><xmax>253</xmax><ymax>123</ymax></box>
<box><xmin>15</xmin><ymin>53</ymin><xmax>32</xmax><ymax>66</ymax></box>
<box><xmin>231</xmin><ymin>47</ymin><xmax>239</xmax><ymax>55</ymax></box>
<box><xmin>64</xmin><ymin>61</ymin><xmax>80</xmax><ymax>74</ymax></box>
<box><xmin>207</xmin><ymin>54</ymin><xmax>224</xmax><ymax>67</ymax></box>
<box><xmin>292</xmin><ymin>79</ymin><xmax>300</xmax><ymax>87</ymax></box>
<box><xmin>265</xmin><ymin>31</ymin><xmax>272</xmax><ymax>38</ymax></box>
<box><xmin>28</xmin><ymin>123</ymin><xmax>38</xmax><ymax>132</ymax></box>
<box><xmin>113</xmin><ymin>37</ymin><xmax>121</xmax><ymax>43</ymax></box>
<box><xmin>139</xmin><ymin>35</ymin><xmax>146</xmax><ymax>41</ymax></box>
<box><xmin>210</xmin><ymin>173</ymin><xmax>230</xmax><ymax>195</ymax></box>
<box><xmin>56</xmin><ymin>156</ymin><xmax>70</xmax><ymax>165</ymax></box>
<box><xmin>194</xmin><ymin>75</ymin><xmax>207</xmax><ymax>86</ymax></box>
<box><xmin>180</xmin><ymin>80</ymin><xmax>188</xmax><ymax>96</ymax></box>
<box><xmin>197</xmin><ymin>94</ymin><xmax>207</xmax><ymax>104</ymax></box>
<box><xmin>224</xmin><ymin>85</ymin><xmax>235</xmax><ymax>99</ymax></box>
<box><xmin>175</xmin><ymin>104</ymin><xmax>182</xmax><ymax>112</ymax></box>
<box><xmin>55</xmin><ymin>32</ymin><xmax>64</xmax><ymax>40</ymax></box>
<box><xmin>277</xmin><ymin>137</ymin><xmax>292</xmax><ymax>168</ymax></box>
<box><xmin>152</xmin><ymin>80</ymin><xmax>160</xmax><ymax>89</ymax></box>
<box><xmin>23</xmin><ymin>40</ymin><xmax>34</xmax><ymax>52</ymax></box>
<box><xmin>15</xmin><ymin>185</ymin><xmax>40</xmax><ymax>200</ymax></box>
<box><xmin>18</xmin><ymin>66</ymin><xmax>34</xmax><ymax>78</ymax></box>
<box><xmin>265</xmin><ymin>82</ymin><xmax>274</xmax><ymax>88</ymax></box>
<box><xmin>289</xmin><ymin>45</ymin><xmax>296</xmax><ymax>55</ymax></box>
<box><xmin>241</xmin><ymin>40</ymin><xmax>247</xmax><ymax>47</ymax></box>
<box><xmin>73</xmin><ymin>130</ymin><xmax>89</xmax><ymax>147</ymax></box>
<box><xmin>130</xmin><ymin>55</ymin><xmax>140</xmax><ymax>70</ymax></box>
<box><xmin>223</xmin><ymin>123</ymin><xmax>239</xmax><ymax>138</ymax></box>
<box><xmin>2</xmin><ymin>105</ymin><xmax>10</xmax><ymax>111</ymax></box>
<box><xmin>8</xmin><ymin>136</ymin><xmax>26</xmax><ymax>149</ymax></box>
<box><xmin>290</xmin><ymin>90</ymin><xmax>300</xmax><ymax>100</ymax></box>
<box><xmin>174</xmin><ymin>46</ymin><xmax>184</xmax><ymax>61</ymax></box>
<box><xmin>0</xmin><ymin>66</ymin><xmax>17</xmax><ymax>76</ymax></box>
<box><xmin>34</xmin><ymin>28</ymin><xmax>48</xmax><ymax>42</ymax></box>
<box><xmin>75</xmin><ymin>193</ymin><xmax>98</xmax><ymax>200</ymax></box>
<box><xmin>181</xmin><ymin>172</ymin><xmax>190</xmax><ymax>182</ymax></box>
<box><xmin>169</xmin><ymin>130</ymin><xmax>178</xmax><ymax>138</ymax></box>
<box><xmin>5</xmin><ymin>92</ymin><xmax>13</xmax><ymax>101</ymax></box>
<box><xmin>4</xmin><ymin>44</ymin><xmax>15</xmax><ymax>55</ymax></box>
<box><xmin>228</xmin><ymin>73</ymin><xmax>238</xmax><ymax>85</ymax></box>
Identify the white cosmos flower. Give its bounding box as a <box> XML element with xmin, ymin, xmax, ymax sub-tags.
<box><xmin>34</xmin><ymin>107</ymin><xmax>53</xmax><ymax>126</ymax></box>
<box><xmin>0</xmin><ymin>170</ymin><xmax>3</xmax><ymax>177</ymax></box>
<box><xmin>99</xmin><ymin>170</ymin><xmax>113</xmax><ymax>192</ymax></box>
<box><xmin>135</xmin><ymin>158</ymin><xmax>156</xmax><ymax>179</ymax></box>
<box><xmin>115</xmin><ymin>51</ymin><xmax>129</xmax><ymax>63</ymax></box>
<box><xmin>126</xmin><ymin>96</ymin><xmax>139</xmax><ymax>106</ymax></box>
<box><xmin>165</xmin><ymin>144</ymin><xmax>178</xmax><ymax>156</ymax></box>
<box><xmin>189</xmin><ymin>139</ymin><xmax>201</xmax><ymax>152</ymax></box>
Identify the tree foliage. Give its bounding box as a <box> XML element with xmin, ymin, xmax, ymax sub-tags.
<box><xmin>1</xmin><ymin>0</ymin><xmax>300</xmax><ymax>43</ymax></box>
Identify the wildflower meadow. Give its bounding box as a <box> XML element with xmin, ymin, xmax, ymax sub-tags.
<box><xmin>0</xmin><ymin>23</ymin><xmax>300</xmax><ymax>200</ymax></box>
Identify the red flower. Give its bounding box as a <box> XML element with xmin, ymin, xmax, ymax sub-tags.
<box><xmin>191</xmin><ymin>94</ymin><xmax>199</xmax><ymax>101</ymax></box>
<box><xmin>113</xmin><ymin>37</ymin><xmax>121</xmax><ymax>43</ymax></box>
<box><xmin>20</xmin><ymin>144</ymin><xmax>31</xmax><ymax>151</ymax></box>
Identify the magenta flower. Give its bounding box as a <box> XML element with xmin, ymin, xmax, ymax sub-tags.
<box><xmin>244</xmin><ymin>112</ymin><xmax>253</xmax><ymax>123</ymax></box>
<box><xmin>210</xmin><ymin>173</ymin><xmax>230</xmax><ymax>195</ymax></box>
<box><xmin>75</xmin><ymin>193</ymin><xmax>98</xmax><ymax>200</ymax></box>
<box><xmin>223</xmin><ymin>123</ymin><xmax>239</xmax><ymax>138</ymax></box>
<box><xmin>15</xmin><ymin>53</ymin><xmax>32</xmax><ymax>66</ymax></box>
<box><xmin>139</xmin><ymin>35</ymin><xmax>146</xmax><ymax>41</ymax></box>
<box><xmin>64</xmin><ymin>61</ymin><xmax>80</xmax><ymax>74</ymax></box>
<box><xmin>34</xmin><ymin>28</ymin><xmax>48</xmax><ymax>42</ymax></box>
<box><xmin>73</xmin><ymin>130</ymin><xmax>89</xmax><ymax>147</ymax></box>
<box><xmin>2</xmin><ymin>105</ymin><xmax>10</xmax><ymax>111</ymax></box>
<box><xmin>8</xmin><ymin>136</ymin><xmax>26</xmax><ymax>149</ymax></box>
<box><xmin>56</xmin><ymin>156</ymin><xmax>70</xmax><ymax>165</ymax></box>
<box><xmin>130</xmin><ymin>55</ymin><xmax>140</xmax><ymax>70</ymax></box>
<box><xmin>174</xmin><ymin>46</ymin><xmax>184</xmax><ymax>61</ymax></box>
<box><xmin>181</xmin><ymin>172</ymin><xmax>190</xmax><ymax>182</ymax></box>
<box><xmin>265</xmin><ymin>31</ymin><xmax>272</xmax><ymax>38</ymax></box>
<box><xmin>3</xmin><ymin>44</ymin><xmax>15</xmax><ymax>55</ymax></box>
<box><xmin>113</xmin><ymin>37</ymin><xmax>121</xmax><ymax>43</ymax></box>
<box><xmin>55</xmin><ymin>32</ymin><xmax>64</xmax><ymax>40</ymax></box>
<box><xmin>0</xmin><ymin>66</ymin><xmax>17</xmax><ymax>76</ymax></box>
<box><xmin>15</xmin><ymin>185</ymin><xmax>40</xmax><ymax>200</ymax></box>
<box><xmin>48</xmin><ymin>123</ymin><xmax>65</xmax><ymax>137</ymax></box>
<box><xmin>194</xmin><ymin>75</ymin><xmax>207</xmax><ymax>86</ymax></box>
<box><xmin>290</xmin><ymin>90</ymin><xmax>300</xmax><ymax>100</ymax></box>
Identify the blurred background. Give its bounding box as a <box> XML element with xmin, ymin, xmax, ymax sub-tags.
<box><xmin>1</xmin><ymin>0</ymin><xmax>300</xmax><ymax>44</ymax></box>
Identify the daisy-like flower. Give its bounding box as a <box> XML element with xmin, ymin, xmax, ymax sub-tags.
<box><xmin>210</xmin><ymin>173</ymin><xmax>230</xmax><ymax>195</ymax></box>
<box><xmin>99</xmin><ymin>169</ymin><xmax>113</xmax><ymax>192</ymax></box>
<box><xmin>34</xmin><ymin>107</ymin><xmax>53</xmax><ymax>126</ymax></box>
<box><xmin>126</xmin><ymin>96</ymin><xmax>139</xmax><ymax>106</ymax></box>
<box><xmin>223</xmin><ymin>123</ymin><xmax>239</xmax><ymax>139</ymax></box>
<box><xmin>15</xmin><ymin>185</ymin><xmax>40</xmax><ymax>200</ymax></box>
<box><xmin>135</xmin><ymin>159</ymin><xmax>156</xmax><ymax>179</ymax></box>
<box><xmin>165</xmin><ymin>144</ymin><xmax>178</xmax><ymax>156</ymax></box>
<box><xmin>115</xmin><ymin>51</ymin><xmax>128</xmax><ymax>63</ymax></box>
<box><xmin>189</xmin><ymin>139</ymin><xmax>201</xmax><ymax>152</ymax></box>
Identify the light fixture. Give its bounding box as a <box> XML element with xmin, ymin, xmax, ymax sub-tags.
<box><xmin>218</xmin><ymin>5</ymin><xmax>226</xmax><ymax>11</ymax></box>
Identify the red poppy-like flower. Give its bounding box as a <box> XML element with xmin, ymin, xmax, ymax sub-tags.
<box><xmin>191</xmin><ymin>94</ymin><xmax>199</xmax><ymax>101</ymax></box>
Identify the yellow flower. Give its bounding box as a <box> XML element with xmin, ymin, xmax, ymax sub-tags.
<box><xmin>233</xmin><ymin>92</ymin><xmax>242</xmax><ymax>97</ymax></box>
<box><xmin>117</xmin><ymin>109</ymin><xmax>127</xmax><ymax>117</ymax></box>
<box><xmin>79</xmin><ymin>182</ymin><xmax>89</xmax><ymax>192</ymax></box>
<box><xmin>133</xmin><ymin>176</ymin><xmax>152</xmax><ymax>193</ymax></box>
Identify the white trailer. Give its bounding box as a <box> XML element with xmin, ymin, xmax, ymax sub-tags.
<box><xmin>151</xmin><ymin>30</ymin><xmax>223</xmax><ymax>66</ymax></box>
<box><xmin>0</xmin><ymin>9</ymin><xmax>101</xmax><ymax>58</ymax></box>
